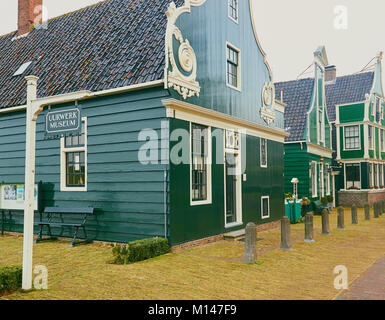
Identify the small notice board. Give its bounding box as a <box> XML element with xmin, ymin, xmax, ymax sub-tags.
<box><xmin>0</xmin><ymin>183</ymin><xmax>40</xmax><ymax>211</ymax></box>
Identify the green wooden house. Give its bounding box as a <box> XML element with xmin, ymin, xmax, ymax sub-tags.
<box><xmin>0</xmin><ymin>0</ymin><xmax>287</xmax><ymax>246</ymax></box>
<box><xmin>275</xmin><ymin>47</ymin><xmax>334</xmax><ymax>208</ymax></box>
<box><xmin>326</xmin><ymin>52</ymin><xmax>385</xmax><ymax>206</ymax></box>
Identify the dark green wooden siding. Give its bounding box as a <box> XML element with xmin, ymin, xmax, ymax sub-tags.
<box><xmin>169</xmin><ymin>118</ymin><xmax>284</xmax><ymax>245</ymax></box>
<box><xmin>0</xmin><ymin>87</ymin><xmax>171</xmax><ymax>243</ymax></box>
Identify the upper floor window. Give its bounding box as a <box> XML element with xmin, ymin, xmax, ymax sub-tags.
<box><xmin>226</xmin><ymin>44</ymin><xmax>241</xmax><ymax>90</ymax></box>
<box><xmin>61</xmin><ymin>118</ymin><xmax>87</xmax><ymax>191</ymax></box>
<box><xmin>344</xmin><ymin>125</ymin><xmax>360</xmax><ymax>150</ymax></box>
<box><xmin>260</xmin><ymin>138</ymin><xmax>267</xmax><ymax>168</ymax></box>
<box><xmin>318</xmin><ymin>110</ymin><xmax>324</xmax><ymax>143</ymax></box>
<box><xmin>228</xmin><ymin>0</ymin><xmax>238</xmax><ymax>23</ymax></box>
<box><xmin>368</xmin><ymin>125</ymin><xmax>374</xmax><ymax>149</ymax></box>
<box><xmin>191</xmin><ymin>123</ymin><xmax>212</xmax><ymax>205</ymax></box>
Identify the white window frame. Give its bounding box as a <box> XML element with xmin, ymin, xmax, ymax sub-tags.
<box><xmin>319</xmin><ymin>163</ymin><xmax>324</xmax><ymax>197</ymax></box>
<box><xmin>325</xmin><ymin>164</ymin><xmax>331</xmax><ymax>195</ymax></box>
<box><xmin>311</xmin><ymin>161</ymin><xmax>318</xmax><ymax>198</ymax></box>
<box><xmin>60</xmin><ymin>117</ymin><xmax>88</xmax><ymax>192</ymax></box>
<box><xmin>369</xmin><ymin>163</ymin><xmax>374</xmax><ymax>187</ymax></box>
<box><xmin>317</xmin><ymin>109</ymin><xmax>325</xmax><ymax>144</ymax></box>
<box><xmin>226</xmin><ymin>42</ymin><xmax>242</xmax><ymax>92</ymax></box>
<box><xmin>190</xmin><ymin>122</ymin><xmax>212</xmax><ymax>206</ymax></box>
<box><xmin>261</xmin><ymin>196</ymin><xmax>270</xmax><ymax>220</ymax></box>
<box><xmin>368</xmin><ymin>125</ymin><xmax>374</xmax><ymax>150</ymax></box>
<box><xmin>344</xmin><ymin>163</ymin><xmax>361</xmax><ymax>190</ymax></box>
<box><xmin>343</xmin><ymin>125</ymin><xmax>361</xmax><ymax>151</ymax></box>
<box><xmin>228</xmin><ymin>0</ymin><xmax>239</xmax><ymax>24</ymax></box>
<box><xmin>260</xmin><ymin>138</ymin><xmax>267</xmax><ymax>168</ymax></box>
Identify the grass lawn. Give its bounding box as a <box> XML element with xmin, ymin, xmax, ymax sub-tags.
<box><xmin>1</xmin><ymin>207</ymin><xmax>385</xmax><ymax>300</ymax></box>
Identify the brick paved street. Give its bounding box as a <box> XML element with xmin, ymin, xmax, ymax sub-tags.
<box><xmin>337</xmin><ymin>255</ymin><xmax>385</xmax><ymax>300</ymax></box>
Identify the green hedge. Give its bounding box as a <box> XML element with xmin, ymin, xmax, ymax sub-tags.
<box><xmin>0</xmin><ymin>266</ymin><xmax>22</xmax><ymax>295</ymax></box>
<box><xmin>112</xmin><ymin>237</ymin><xmax>170</xmax><ymax>265</ymax></box>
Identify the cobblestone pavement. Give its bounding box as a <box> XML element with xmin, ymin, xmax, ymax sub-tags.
<box><xmin>337</xmin><ymin>255</ymin><xmax>385</xmax><ymax>300</ymax></box>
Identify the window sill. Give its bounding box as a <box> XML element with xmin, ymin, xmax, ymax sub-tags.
<box><xmin>61</xmin><ymin>186</ymin><xmax>87</xmax><ymax>192</ymax></box>
<box><xmin>225</xmin><ymin>222</ymin><xmax>243</xmax><ymax>229</ymax></box>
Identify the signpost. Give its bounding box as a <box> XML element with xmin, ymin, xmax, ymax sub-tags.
<box><xmin>21</xmin><ymin>75</ymin><xmax>90</xmax><ymax>291</ymax></box>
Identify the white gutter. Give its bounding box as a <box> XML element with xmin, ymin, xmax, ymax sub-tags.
<box><xmin>0</xmin><ymin>80</ymin><xmax>164</xmax><ymax>114</ymax></box>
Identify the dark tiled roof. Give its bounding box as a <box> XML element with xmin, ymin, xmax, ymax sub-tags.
<box><xmin>0</xmin><ymin>0</ymin><xmax>182</xmax><ymax>109</ymax></box>
<box><xmin>325</xmin><ymin>71</ymin><xmax>374</xmax><ymax>122</ymax></box>
<box><xmin>275</xmin><ymin>78</ymin><xmax>314</xmax><ymax>142</ymax></box>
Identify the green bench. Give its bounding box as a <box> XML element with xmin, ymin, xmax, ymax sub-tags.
<box><xmin>312</xmin><ymin>200</ymin><xmax>328</xmax><ymax>215</ymax></box>
<box><xmin>36</xmin><ymin>207</ymin><xmax>94</xmax><ymax>247</ymax></box>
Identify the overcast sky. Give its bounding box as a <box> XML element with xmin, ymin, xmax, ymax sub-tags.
<box><xmin>1</xmin><ymin>0</ymin><xmax>384</xmax><ymax>82</ymax></box>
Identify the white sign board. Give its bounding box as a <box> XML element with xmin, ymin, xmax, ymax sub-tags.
<box><xmin>0</xmin><ymin>184</ymin><xmax>38</xmax><ymax>211</ymax></box>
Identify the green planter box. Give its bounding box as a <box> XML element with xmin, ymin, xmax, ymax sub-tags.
<box><xmin>285</xmin><ymin>200</ymin><xmax>302</xmax><ymax>224</ymax></box>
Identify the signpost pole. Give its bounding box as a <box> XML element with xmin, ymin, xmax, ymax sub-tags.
<box><xmin>22</xmin><ymin>75</ymin><xmax>39</xmax><ymax>291</ymax></box>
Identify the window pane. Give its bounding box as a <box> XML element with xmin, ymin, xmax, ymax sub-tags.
<box><xmin>65</xmin><ymin>121</ymin><xmax>85</xmax><ymax>148</ymax></box>
<box><xmin>191</xmin><ymin>124</ymin><xmax>209</xmax><ymax>201</ymax></box>
<box><xmin>66</xmin><ymin>151</ymin><xmax>85</xmax><ymax>187</ymax></box>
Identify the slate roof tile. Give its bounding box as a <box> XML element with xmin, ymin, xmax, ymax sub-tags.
<box><xmin>0</xmin><ymin>0</ymin><xmax>184</xmax><ymax>109</ymax></box>
<box><xmin>275</xmin><ymin>78</ymin><xmax>315</xmax><ymax>142</ymax></box>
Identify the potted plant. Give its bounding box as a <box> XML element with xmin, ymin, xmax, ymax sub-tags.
<box><xmin>326</xmin><ymin>195</ymin><xmax>334</xmax><ymax>210</ymax></box>
<box><xmin>370</xmin><ymin>186</ymin><xmax>374</xmax><ymax>190</ymax></box>
<box><xmin>301</xmin><ymin>197</ymin><xmax>311</xmax><ymax>217</ymax></box>
<box><xmin>321</xmin><ymin>196</ymin><xmax>329</xmax><ymax>208</ymax></box>
<box><xmin>285</xmin><ymin>193</ymin><xmax>294</xmax><ymax>203</ymax></box>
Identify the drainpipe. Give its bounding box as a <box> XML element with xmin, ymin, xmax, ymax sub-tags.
<box><xmin>164</xmin><ymin>169</ymin><xmax>168</xmax><ymax>239</ymax></box>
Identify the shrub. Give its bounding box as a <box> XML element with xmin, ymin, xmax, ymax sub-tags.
<box><xmin>0</xmin><ymin>266</ymin><xmax>22</xmax><ymax>295</ymax></box>
<box><xmin>112</xmin><ymin>237</ymin><xmax>170</xmax><ymax>265</ymax></box>
<box><xmin>321</xmin><ymin>196</ymin><xmax>329</xmax><ymax>205</ymax></box>
<box><xmin>327</xmin><ymin>195</ymin><xmax>334</xmax><ymax>203</ymax></box>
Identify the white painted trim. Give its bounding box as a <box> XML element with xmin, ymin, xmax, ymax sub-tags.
<box><xmin>189</xmin><ymin>122</ymin><xmax>212</xmax><ymax>206</ymax></box>
<box><xmin>60</xmin><ymin>117</ymin><xmax>88</xmax><ymax>192</ymax></box>
<box><xmin>342</xmin><ymin>125</ymin><xmax>361</xmax><ymax>151</ymax></box>
<box><xmin>0</xmin><ymin>80</ymin><xmax>164</xmax><ymax>115</ymax></box>
<box><xmin>307</xmin><ymin>143</ymin><xmax>333</xmax><ymax>158</ymax></box>
<box><xmin>162</xmin><ymin>99</ymin><xmax>289</xmax><ymax>143</ymax></box>
<box><xmin>311</xmin><ymin>161</ymin><xmax>318</xmax><ymax>198</ymax></box>
<box><xmin>261</xmin><ymin>196</ymin><xmax>270</xmax><ymax>219</ymax></box>
<box><xmin>226</xmin><ymin>42</ymin><xmax>242</xmax><ymax>92</ymax></box>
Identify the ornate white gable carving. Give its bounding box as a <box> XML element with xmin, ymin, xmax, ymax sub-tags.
<box><xmin>164</xmin><ymin>1</ymin><xmax>206</xmax><ymax>99</ymax></box>
<box><xmin>260</xmin><ymin>82</ymin><xmax>276</xmax><ymax>125</ymax></box>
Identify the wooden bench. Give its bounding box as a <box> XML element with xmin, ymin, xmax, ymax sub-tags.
<box><xmin>36</xmin><ymin>207</ymin><xmax>94</xmax><ymax>247</ymax></box>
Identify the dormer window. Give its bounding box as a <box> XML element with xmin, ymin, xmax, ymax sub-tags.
<box><xmin>228</xmin><ymin>0</ymin><xmax>238</xmax><ymax>23</ymax></box>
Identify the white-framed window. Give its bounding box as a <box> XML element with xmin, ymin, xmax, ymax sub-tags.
<box><xmin>60</xmin><ymin>117</ymin><xmax>87</xmax><ymax>192</ymax></box>
<box><xmin>344</xmin><ymin>125</ymin><xmax>360</xmax><ymax>150</ymax></box>
<box><xmin>345</xmin><ymin>163</ymin><xmax>360</xmax><ymax>190</ymax></box>
<box><xmin>261</xmin><ymin>196</ymin><xmax>270</xmax><ymax>219</ymax></box>
<box><xmin>260</xmin><ymin>138</ymin><xmax>267</xmax><ymax>168</ymax></box>
<box><xmin>380</xmin><ymin>164</ymin><xmax>383</xmax><ymax>187</ymax></box>
<box><xmin>319</xmin><ymin>163</ymin><xmax>324</xmax><ymax>197</ymax></box>
<box><xmin>381</xmin><ymin>129</ymin><xmax>385</xmax><ymax>152</ymax></box>
<box><xmin>190</xmin><ymin>123</ymin><xmax>212</xmax><ymax>205</ymax></box>
<box><xmin>368</xmin><ymin>125</ymin><xmax>374</xmax><ymax>149</ymax></box>
<box><xmin>311</xmin><ymin>161</ymin><xmax>317</xmax><ymax>198</ymax></box>
<box><xmin>228</xmin><ymin>0</ymin><xmax>238</xmax><ymax>23</ymax></box>
<box><xmin>374</xmin><ymin>164</ymin><xmax>379</xmax><ymax>187</ymax></box>
<box><xmin>226</xmin><ymin>43</ymin><xmax>241</xmax><ymax>91</ymax></box>
<box><xmin>325</xmin><ymin>164</ymin><xmax>330</xmax><ymax>195</ymax></box>
<box><xmin>318</xmin><ymin>109</ymin><xmax>324</xmax><ymax>143</ymax></box>
<box><xmin>369</xmin><ymin>163</ymin><xmax>374</xmax><ymax>187</ymax></box>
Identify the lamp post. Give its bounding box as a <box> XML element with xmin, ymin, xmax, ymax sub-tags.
<box><xmin>291</xmin><ymin>178</ymin><xmax>299</xmax><ymax>200</ymax></box>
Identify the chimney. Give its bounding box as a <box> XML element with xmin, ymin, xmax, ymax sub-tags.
<box><xmin>325</xmin><ymin>65</ymin><xmax>337</xmax><ymax>83</ymax></box>
<box><xmin>18</xmin><ymin>0</ymin><xmax>42</xmax><ymax>36</ymax></box>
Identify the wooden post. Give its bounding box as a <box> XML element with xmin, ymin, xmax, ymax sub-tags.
<box><xmin>22</xmin><ymin>75</ymin><xmax>39</xmax><ymax>291</ymax></box>
<box><xmin>322</xmin><ymin>209</ymin><xmax>330</xmax><ymax>235</ymax></box>
<box><xmin>351</xmin><ymin>205</ymin><xmax>358</xmax><ymax>225</ymax></box>
<box><xmin>337</xmin><ymin>207</ymin><xmax>345</xmax><ymax>230</ymax></box>
<box><xmin>280</xmin><ymin>216</ymin><xmax>292</xmax><ymax>251</ymax></box>
<box><xmin>304</xmin><ymin>213</ymin><xmax>315</xmax><ymax>243</ymax></box>
<box><xmin>364</xmin><ymin>204</ymin><xmax>370</xmax><ymax>221</ymax></box>
<box><xmin>244</xmin><ymin>222</ymin><xmax>257</xmax><ymax>264</ymax></box>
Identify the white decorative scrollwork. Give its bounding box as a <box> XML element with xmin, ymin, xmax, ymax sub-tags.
<box><xmin>260</xmin><ymin>82</ymin><xmax>276</xmax><ymax>125</ymax></box>
<box><xmin>164</xmin><ymin>1</ymin><xmax>204</xmax><ymax>100</ymax></box>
